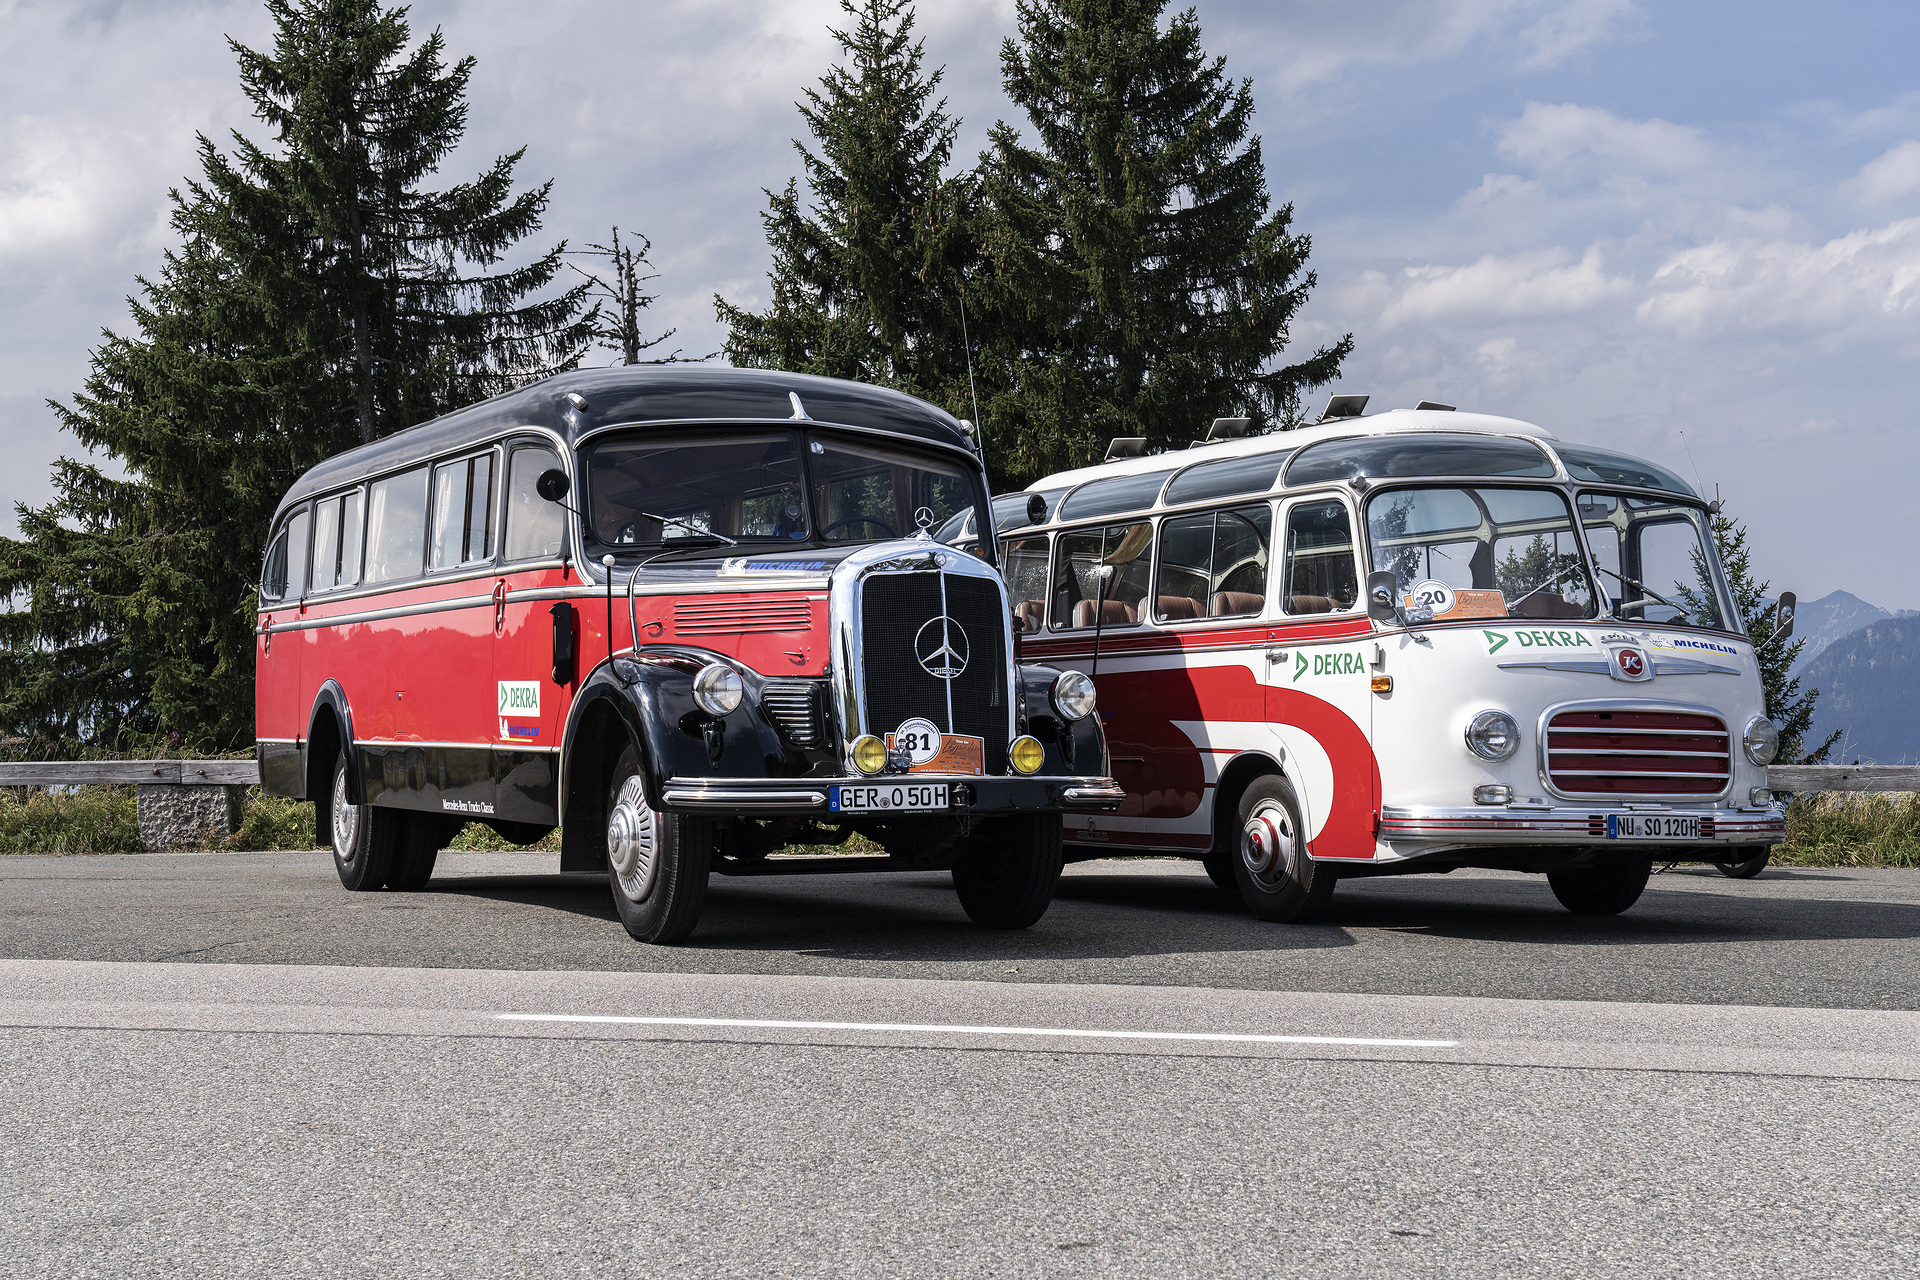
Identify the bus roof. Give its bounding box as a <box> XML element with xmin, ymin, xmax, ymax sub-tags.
<box><xmin>277</xmin><ymin>365</ymin><xmax>974</xmax><ymax>515</ymax></box>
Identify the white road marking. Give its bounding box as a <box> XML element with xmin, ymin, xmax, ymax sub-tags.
<box><xmin>495</xmin><ymin>1013</ymin><xmax>1457</xmax><ymax>1048</ymax></box>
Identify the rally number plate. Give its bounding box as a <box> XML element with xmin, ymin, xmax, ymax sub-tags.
<box><xmin>830</xmin><ymin>783</ymin><xmax>949</xmax><ymax>814</ymax></box>
<box><xmin>1607</xmin><ymin>814</ymin><xmax>1701</xmax><ymax>841</ymax></box>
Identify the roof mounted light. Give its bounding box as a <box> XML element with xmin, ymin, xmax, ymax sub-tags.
<box><xmin>1205</xmin><ymin>417</ymin><xmax>1253</xmax><ymax>441</ymax></box>
<box><xmin>788</xmin><ymin>391</ymin><xmax>811</xmax><ymax>421</ymax></box>
<box><xmin>1318</xmin><ymin>393</ymin><xmax>1369</xmax><ymax>422</ymax></box>
<box><xmin>1104</xmin><ymin>437</ymin><xmax>1149</xmax><ymax>461</ymax></box>
<box><xmin>564</xmin><ymin>392</ymin><xmax>589</xmax><ymax>412</ymax></box>
<box><xmin>1415</xmin><ymin>400</ymin><xmax>1455</xmax><ymax>411</ymax></box>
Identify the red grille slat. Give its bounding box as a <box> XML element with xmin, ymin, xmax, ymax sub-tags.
<box><xmin>1547</xmin><ymin>708</ymin><xmax>1731</xmax><ymax>798</ymax></box>
<box><xmin>673</xmin><ymin>596</ymin><xmax>814</xmax><ymax>636</ymax></box>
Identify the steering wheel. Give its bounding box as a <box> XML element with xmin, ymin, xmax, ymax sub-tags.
<box><xmin>823</xmin><ymin>516</ymin><xmax>897</xmax><ymax>539</ymax></box>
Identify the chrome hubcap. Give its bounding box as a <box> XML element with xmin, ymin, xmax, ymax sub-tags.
<box><xmin>607</xmin><ymin>776</ymin><xmax>659</xmax><ymax>903</ymax></box>
<box><xmin>1241</xmin><ymin>801</ymin><xmax>1294</xmax><ymax>884</ymax></box>
<box><xmin>332</xmin><ymin>759</ymin><xmax>357</xmax><ymax>860</ymax></box>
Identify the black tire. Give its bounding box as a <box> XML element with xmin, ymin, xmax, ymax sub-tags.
<box><xmin>605</xmin><ymin>743</ymin><xmax>710</xmax><ymax>944</ymax></box>
<box><xmin>384</xmin><ymin>813</ymin><xmax>444</xmax><ymax>891</ymax></box>
<box><xmin>1547</xmin><ymin>859</ymin><xmax>1651</xmax><ymax>915</ymax></box>
<box><xmin>952</xmin><ymin>813</ymin><xmax>1064</xmax><ymax>929</ymax></box>
<box><xmin>327</xmin><ymin>746</ymin><xmax>400</xmax><ymax>891</ymax></box>
<box><xmin>1712</xmin><ymin>849</ymin><xmax>1771</xmax><ymax>880</ymax></box>
<box><xmin>1231</xmin><ymin>775</ymin><xmax>1336</xmax><ymax>923</ymax></box>
<box><xmin>1201</xmin><ymin>849</ymin><xmax>1237</xmax><ymax>892</ymax></box>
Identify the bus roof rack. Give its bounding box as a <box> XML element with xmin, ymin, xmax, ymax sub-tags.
<box><xmin>1205</xmin><ymin>417</ymin><xmax>1253</xmax><ymax>441</ymax></box>
<box><xmin>1105</xmin><ymin>437</ymin><xmax>1150</xmax><ymax>461</ymax></box>
<box><xmin>1319</xmin><ymin>394</ymin><xmax>1369</xmax><ymax>422</ymax></box>
<box><xmin>1415</xmin><ymin>400</ymin><xmax>1456</xmax><ymax>411</ymax></box>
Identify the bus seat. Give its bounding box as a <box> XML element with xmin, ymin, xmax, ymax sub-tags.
<box><xmin>1513</xmin><ymin>593</ymin><xmax>1586</xmax><ymax>619</ymax></box>
<box><xmin>1286</xmin><ymin>594</ymin><xmax>1337</xmax><ymax>615</ymax></box>
<box><xmin>1155</xmin><ymin>595</ymin><xmax>1204</xmax><ymax>621</ymax></box>
<box><xmin>1073</xmin><ymin>599</ymin><xmax>1138</xmax><ymax>627</ymax></box>
<box><xmin>1212</xmin><ymin>591</ymin><xmax>1265</xmax><ymax>617</ymax></box>
<box><xmin>1015</xmin><ymin>599</ymin><xmax>1045</xmax><ymax>632</ymax></box>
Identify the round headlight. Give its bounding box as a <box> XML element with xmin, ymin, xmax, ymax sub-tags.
<box><xmin>1465</xmin><ymin>709</ymin><xmax>1520</xmax><ymax>761</ymax></box>
<box><xmin>1051</xmin><ymin>670</ymin><xmax>1097</xmax><ymax>721</ymax></box>
<box><xmin>851</xmin><ymin>735</ymin><xmax>887</xmax><ymax>776</ymax></box>
<box><xmin>1743</xmin><ymin>716</ymin><xmax>1780</xmax><ymax>766</ymax></box>
<box><xmin>1009</xmin><ymin>735</ymin><xmax>1046</xmax><ymax>774</ymax></box>
<box><xmin>691</xmin><ymin>663</ymin><xmax>743</xmax><ymax>716</ymax></box>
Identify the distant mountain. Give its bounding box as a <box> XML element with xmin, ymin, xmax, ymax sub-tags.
<box><xmin>1802</xmin><ymin>616</ymin><xmax>1920</xmax><ymax>764</ymax></box>
<box><xmin>1789</xmin><ymin>590</ymin><xmax>1896</xmax><ymax>678</ymax></box>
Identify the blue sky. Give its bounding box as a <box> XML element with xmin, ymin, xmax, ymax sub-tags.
<box><xmin>4</xmin><ymin>0</ymin><xmax>1917</xmax><ymax>606</ymax></box>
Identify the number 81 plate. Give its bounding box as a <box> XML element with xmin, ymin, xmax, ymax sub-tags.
<box><xmin>830</xmin><ymin>783</ymin><xmax>948</xmax><ymax>814</ymax></box>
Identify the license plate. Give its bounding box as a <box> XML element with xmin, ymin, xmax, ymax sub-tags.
<box><xmin>830</xmin><ymin>783</ymin><xmax>949</xmax><ymax>814</ymax></box>
<box><xmin>1607</xmin><ymin>814</ymin><xmax>1701</xmax><ymax>840</ymax></box>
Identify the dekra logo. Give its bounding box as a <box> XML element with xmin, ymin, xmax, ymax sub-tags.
<box><xmin>1294</xmin><ymin>650</ymin><xmax>1366</xmax><ymax>680</ymax></box>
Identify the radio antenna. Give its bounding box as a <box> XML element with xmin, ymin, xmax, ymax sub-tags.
<box><xmin>956</xmin><ymin>273</ymin><xmax>984</xmax><ymax>454</ymax></box>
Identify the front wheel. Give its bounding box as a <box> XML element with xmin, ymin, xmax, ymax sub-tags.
<box><xmin>328</xmin><ymin>747</ymin><xmax>401</xmax><ymax>891</ymax></box>
<box><xmin>1547</xmin><ymin>859</ymin><xmax>1651</xmax><ymax>915</ymax></box>
<box><xmin>952</xmin><ymin>813</ymin><xmax>1064</xmax><ymax>929</ymax></box>
<box><xmin>1231</xmin><ymin>775</ymin><xmax>1336</xmax><ymax>923</ymax></box>
<box><xmin>605</xmin><ymin>744</ymin><xmax>710</xmax><ymax>944</ymax></box>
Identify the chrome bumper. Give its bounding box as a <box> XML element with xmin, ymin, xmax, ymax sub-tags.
<box><xmin>1380</xmin><ymin>804</ymin><xmax>1786</xmax><ymax>847</ymax></box>
<box><xmin>661</xmin><ymin>775</ymin><xmax>1126</xmax><ymax>815</ymax></box>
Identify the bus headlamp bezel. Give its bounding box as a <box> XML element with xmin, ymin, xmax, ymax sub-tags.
<box><xmin>1465</xmin><ymin>709</ymin><xmax>1521</xmax><ymax>762</ymax></box>
<box><xmin>692</xmin><ymin>663</ymin><xmax>744</xmax><ymax>717</ymax></box>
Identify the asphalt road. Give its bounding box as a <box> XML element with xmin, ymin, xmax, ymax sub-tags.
<box><xmin>1</xmin><ymin>851</ymin><xmax>1917</xmax><ymax>1009</ymax></box>
<box><xmin>5</xmin><ymin>852</ymin><xmax>1918</xmax><ymax>1276</ymax></box>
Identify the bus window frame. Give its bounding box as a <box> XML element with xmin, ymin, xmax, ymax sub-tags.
<box><xmin>1277</xmin><ymin>491</ymin><xmax>1363</xmax><ymax>618</ymax></box>
<box><xmin>307</xmin><ymin>486</ymin><xmax>367</xmax><ymax>596</ymax></box>
<box><xmin>428</xmin><ymin>445</ymin><xmax>502</xmax><ymax>576</ymax></box>
<box><xmin>499</xmin><ymin>437</ymin><xmax>572</xmax><ymax>567</ymax></box>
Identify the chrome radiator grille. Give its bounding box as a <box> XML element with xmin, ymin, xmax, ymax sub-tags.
<box><xmin>858</xmin><ymin>570</ymin><xmax>1008</xmax><ymax>773</ymax></box>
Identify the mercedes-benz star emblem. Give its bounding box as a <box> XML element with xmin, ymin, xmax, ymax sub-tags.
<box><xmin>914</xmin><ymin>615</ymin><xmax>970</xmax><ymax>679</ymax></box>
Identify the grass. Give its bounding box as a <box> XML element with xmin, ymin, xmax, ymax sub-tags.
<box><xmin>7</xmin><ymin>785</ymin><xmax>1920</xmax><ymax>868</ymax></box>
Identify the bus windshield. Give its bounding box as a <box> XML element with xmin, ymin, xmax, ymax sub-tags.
<box><xmin>1577</xmin><ymin>492</ymin><xmax>1737</xmax><ymax>631</ymax></box>
<box><xmin>1366</xmin><ymin>486</ymin><xmax>1599</xmax><ymax>620</ymax></box>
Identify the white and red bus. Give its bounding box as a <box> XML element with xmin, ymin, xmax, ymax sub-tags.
<box><xmin>255</xmin><ymin>367</ymin><xmax>1122</xmax><ymax>942</ymax></box>
<box><xmin>987</xmin><ymin>401</ymin><xmax>1787</xmax><ymax>921</ymax></box>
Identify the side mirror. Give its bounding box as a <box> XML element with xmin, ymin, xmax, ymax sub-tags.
<box><xmin>1025</xmin><ymin>493</ymin><xmax>1047</xmax><ymax>526</ymax></box>
<box><xmin>1366</xmin><ymin>571</ymin><xmax>1401</xmax><ymax>624</ymax></box>
<box><xmin>1771</xmin><ymin>591</ymin><xmax>1796</xmax><ymax>642</ymax></box>
<box><xmin>536</xmin><ymin>469</ymin><xmax>571</xmax><ymax>503</ymax></box>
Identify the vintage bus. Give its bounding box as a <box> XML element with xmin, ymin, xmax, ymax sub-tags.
<box><xmin>987</xmin><ymin>401</ymin><xmax>1787</xmax><ymax>921</ymax></box>
<box><xmin>254</xmin><ymin>366</ymin><xmax>1122</xmax><ymax>942</ymax></box>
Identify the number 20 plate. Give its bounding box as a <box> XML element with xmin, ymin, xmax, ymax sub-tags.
<box><xmin>1606</xmin><ymin>814</ymin><xmax>1701</xmax><ymax>840</ymax></box>
<box><xmin>830</xmin><ymin>784</ymin><xmax>949</xmax><ymax>814</ymax></box>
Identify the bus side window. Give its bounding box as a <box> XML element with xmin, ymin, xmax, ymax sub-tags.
<box><xmin>431</xmin><ymin>451</ymin><xmax>497</xmax><ymax>570</ymax></box>
<box><xmin>1002</xmin><ymin>536</ymin><xmax>1050</xmax><ymax>633</ymax></box>
<box><xmin>261</xmin><ymin>506</ymin><xmax>310</xmax><ymax>602</ymax></box>
<box><xmin>1154</xmin><ymin>513</ymin><xmax>1212</xmax><ymax>622</ymax></box>
<box><xmin>310</xmin><ymin>490</ymin><xmax>364</xmax><ymax>593</ymax></box>
<box><xmin>1284</xmin><ymin>499</ymin><xmax>1358</xmax><ymax>615</ymax></box>
<box><xmin>365</xmin><ymin>467</ymin><xmax>430</xmax><ymax>585</ymax></box>
<box><xmin>1052</xmin><ymin>523</ymin><xmax>1151</xmax><ymax>628</ymax></box>
<box><xmin>503</xmin><ymin>445</ymin><xmax>567</xmax><ymax>562</ymax></box>
<box><xmin>1210</xmin><ymin>503</ymin><xmax>1270</xmax><ymax>617</ymax></box>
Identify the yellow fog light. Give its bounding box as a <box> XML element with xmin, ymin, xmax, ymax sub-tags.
<box><xmin>852</xmin><ymin>735</ymin><xmax>887</xmax><ymax>775</ymax></box>
<box><xmin>1010</xmin><ymin>735</ymin><xmax>1045</xmax><ymax>775</ymax></box>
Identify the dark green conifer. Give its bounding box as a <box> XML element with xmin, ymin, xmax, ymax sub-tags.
<box><xmin>975</xmin><ymin>0</ymin><xmax>1351</xmax><ymax>486</ymax></box>
<box><xmin>717</xmin><ymin>0</ymin><xmax>975</xmax><ymax>407</ymax></box>
<box><xmin>0</xmin><ymin>0</ymin><xmax>590</xmax><ymax>754</ymax></box>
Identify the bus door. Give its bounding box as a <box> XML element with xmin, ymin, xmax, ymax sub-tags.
<box><xmin>256</xmin><ymin>504</ymin><xmax>311</xmax><ymax>785</ymax></box>
<box><xmin>1267</xmin><ymin>496</ymin><xmax>1374</xmax><ymax>857</ymax></box>
<box><xmin>491</xmin><ymin>441</ymin><xmax>573</xmax><ymax>824</ymax></box>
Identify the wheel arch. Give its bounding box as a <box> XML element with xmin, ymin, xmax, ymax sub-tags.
<box><xmin>1211</xmin><ymin>750</ymin><xmax>1314</xmax><ymax>860</ymax></box>
<box><xmin>306</xmin><ymin>680</ymin><xmax>358</xmax><ymax>806</ymax></box>
<box><xmin>557</xmin><ymin>668</ymin><xmax>651</xmax><ymax>874</ymax></box>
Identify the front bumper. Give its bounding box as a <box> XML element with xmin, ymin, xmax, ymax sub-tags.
<box><xmin>661</xmin><ymin>774</ymin><xmax>1127</xmax><ymax>816</ymax></box>
<box><xmin>1380</xmin><ymin>804</ymin><xmax>1786</xmax><ymax>849</ymax></box>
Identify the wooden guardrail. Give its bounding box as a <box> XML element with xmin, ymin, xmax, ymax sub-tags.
<box><xmin>0</xmin><ymin>760</ymin><xmax>260</xmax><ymax>786</ymax></box>
<box><xmin>1768</xmin><ymin>765</ymin><xmax>1920</xmax><ymax>793</ymax></box>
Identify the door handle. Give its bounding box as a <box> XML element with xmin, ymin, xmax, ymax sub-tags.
<box><xmin>492</xmin><ymin>581</ymin><xmax>508</xmax><ymax>632</ymax></box>
<box><xmin>1265</xmin><ymin>648</ymin><xmax>1286</xmax><ymax>662</ymax></box>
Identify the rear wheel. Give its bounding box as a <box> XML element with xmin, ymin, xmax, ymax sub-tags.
<box><xmin>952</xmin><ymin>813</ymin><xmax>1064</xmax><ymax>929</ymax></box>
<box><xmin>328</xmin><ymin>747</ymin><xmax>400</xmax><ymax>891</ymax></box>
<box><xmin>1547</xmin><ymin>859</ymin><xmax>1651</xmax><ymax>915</ymax></box>
<box><xmin>1201</xmin><ymin>848</ymin><xmax>1237</xmax><ymax>892</ymax></box>
<box><xmin>605</xmin><ymin>744</ymin><xmax>710</xmax><ymax>943</ymax></box>
<box><xmin>1711</xmin><ymin>849</ymin><xmax>1771</xmax><ymax>880</ymax></box>
<box><xmin>1232</xmin><ymin>775</ymin><xmax>1336</xmax><ymax>923</ymax></box>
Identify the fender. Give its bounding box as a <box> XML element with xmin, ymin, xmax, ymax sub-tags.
<box><xmin>1016</xmin><ymin>662</ymin><xmax>1109</xmax><ymax>778</ymax></box>
<box><xmin>307</xmin><ymin>679</ymin><xmax>360</xmax><ymax>804</ymax></box>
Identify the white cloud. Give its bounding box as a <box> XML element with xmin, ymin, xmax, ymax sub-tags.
<box><xmin>1363</xmin><ymin>245</ymin><xmax>1632</xmax><ymax>328</ymax></box>
<box><xmin>1844</xmin><ymin>140</ymin><xmax>1920</xmax><ymax>206</ymax></box>
<box><xmin>1638</xmin><ymin>218</ymin><xmax>1920</xmax><ymax>338</ymax></box>
<box><xmin>1497</xmin><ymin>101</ymin><xmax>1711</xmax><ymax>175</ymax></box>
<box><xmin>1515</xmin><ymin>0</ymin><xmax>1638</xmax><ymax>70</ymax></box>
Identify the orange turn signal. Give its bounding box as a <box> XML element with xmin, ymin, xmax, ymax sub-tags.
<box><xmin>1371</xmin><ymin>675</ymin><xmax>1394</xmax><ymax>694</ymax></box>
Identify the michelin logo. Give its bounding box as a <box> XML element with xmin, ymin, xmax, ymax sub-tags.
<box><xmin>1649</xmin><ymin>634</ymin><xmax>1740</xmax><ymax>658</ymax></box>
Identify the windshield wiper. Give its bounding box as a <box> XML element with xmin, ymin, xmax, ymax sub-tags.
<box><xmin>637</xmin><ymin>511</ymin><xmax>737</xmax><ymax>546</ymax></box>
<box><xmin>1593</xmin><ymin>566</ymin><xmax>1689</xmax><ymax>618</ymax></box>
<box><xmin>1506</xmin><ymin>563</ymin><xmax>1587</xmax><ymax>612</ymax></box>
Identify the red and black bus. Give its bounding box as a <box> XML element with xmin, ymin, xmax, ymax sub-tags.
<box><xmin>255</xmin><ymin>367</ymin><xmax>1122</xmax><ymax>942</ymax></box>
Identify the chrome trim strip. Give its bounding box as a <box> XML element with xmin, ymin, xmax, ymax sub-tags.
<box><xmin>1535</xmin><ymin>697</ymin><xmax>1736</xmax><ymax>803</ymax></box>
<box><xmin>353</xmin><ymin>738</ymin><xmax>560</xmax><ymax>755</ymax></box>
<box><xmin>1650</xmin><ymin>657</ymin><xmax>1742</xmax><ymax>676</ymax></box>
<box><xmin>1498</xmin><ymin>659</ymin><xmax>1612</xmax><ymax>674</ymax></box>
<box><xmin>262</xmin><ymin>583</ymin><xmax>596</xmax><ymax>634</ymax></box>
<box><xmin>662</xmin><ymin>785</ymin><xmax>828</xmax><ymax>809</ymax></box>
<box><xmin>1063</xmin><ymin>783</ymin><xmax>1128</xmax><ymax>804</ymax></box>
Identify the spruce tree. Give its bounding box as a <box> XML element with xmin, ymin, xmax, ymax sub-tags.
<box><xmin>975</xmin><ymin>0</ymin><xmax>1351</xmax><ymax>487</ymax></box>
<box><xmin>717</xmin><ymin>0</ymin><xmax>975</xmax><ymax>408</ymax></box>
<box><xmin>0</xmin><ymin>0</ymin><xmax>590</xmax><ymax>754</ymax></box>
